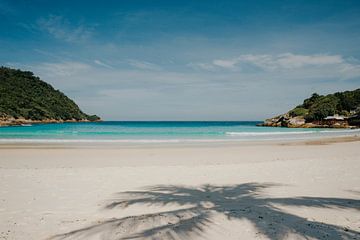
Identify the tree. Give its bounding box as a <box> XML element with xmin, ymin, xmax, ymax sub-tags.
<box><xmin>306</xmin><ymin>96</ymin><xmax>338</xmax><ymax>121</ymax></box>
<box><xmin>303</xmin><ymin>93</ymin><xmax>321</xmax><ymax>108</ymax></box>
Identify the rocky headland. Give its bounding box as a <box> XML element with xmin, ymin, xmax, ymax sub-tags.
<box><xmin>258</xmin><ymin>89</ymin><xmax>360</xmax><ymax>128</ymax></box>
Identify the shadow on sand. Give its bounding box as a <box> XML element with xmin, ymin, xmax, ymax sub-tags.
<box><xmin>52</xmin><ymin>183</ymin><xmax>360</xmax><ymax>240</ymax></box>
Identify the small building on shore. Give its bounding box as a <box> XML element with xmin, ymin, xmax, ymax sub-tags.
<box><xmin>322</xmin><ymin>114</ymin><xmax>348</xmax><ymax>127</ymax></box>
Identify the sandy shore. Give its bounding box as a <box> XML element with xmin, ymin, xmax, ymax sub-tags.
<box><xmin>0</xmin><ymin>138</ymin><xmax>359</xmax><ymax>239</ymax></box>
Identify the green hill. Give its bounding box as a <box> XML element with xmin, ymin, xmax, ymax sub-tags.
<box><xmin>289</xmin><ymin>89</ymin><xmax>360</xmax><ymax>121</ymax></box>
<box><xmin>260</xmin><ymin>89</ymin><xmax>360</xmax><ymax>128</ymax></box>
<box><xmin>0</xmin><ymin>67</ymin><xmax>100</xmax><ymax>123</ymax></box>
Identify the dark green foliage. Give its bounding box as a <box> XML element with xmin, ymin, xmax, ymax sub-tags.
<box><xmin>0</xmin><ymin>67</ymin><xmax>100</xmax><ymax>121</ymax></box>
<box><xmin>87</xmin><ymin>115</ymin><xmax>101</xmax><ymax>121</ymax></box>
<box><xmin>303</xmin><ymin>93</ymin><xmax>321</xmax><ymax>109</ymax></box>
<box><xmin>288</xmin><ymin>89</ymin><xmax>360</xmax><ymax>122</ymax></box>
<box><xmin>289</xmin><ymin>106</ymin><xmax>308</xmax><ymax>117</ymax></box>
<box><xmin>305</xmin><ymin>96</ymin><xmax>338</xmax><ymax>121</ymax></box>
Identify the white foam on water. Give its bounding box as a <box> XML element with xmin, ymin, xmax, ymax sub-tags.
<box><xmin>0</xmin><ymin>138</ymin><xmax>231</xmax><ymax>143</ymax></box>
<box><xmin>226</xmin><ymin>131</ymin><xmax>315</xmax><ymax>136</ymax></box>
<box><xmin>226</xmin><ymin>129</ymin><xmax>360</xmax><ymax>136</ymax></box>
<box><xmin>0</xmin><ymin>127</ymin><xmax>359</xmax><ymax>144</ymax></box>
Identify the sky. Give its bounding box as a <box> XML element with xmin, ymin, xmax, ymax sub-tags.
<box><xmin>1</xmin><ymin>0</ymin><xmax>360</xmax><ymax>120</ymax></box>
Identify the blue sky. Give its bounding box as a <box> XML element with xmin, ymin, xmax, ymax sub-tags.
<box><xmin>1</xmin><ymin>0</ymin><xmax>360</xmax><ymax>120</ymax></box>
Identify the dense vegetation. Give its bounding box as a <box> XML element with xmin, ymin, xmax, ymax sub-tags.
<box><xmin>0</xmin><ymin>67</ymin><xmax>100</xmax><ymax>121</ymax></box>
<box><xmin>288</xmin><ymin>89</ymin><xmax>360</xmax><ymax>121</ymax></box>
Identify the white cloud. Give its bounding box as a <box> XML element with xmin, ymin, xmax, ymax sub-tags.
<box><xmin>7</xmin><ymin>58</ymin><xmax>359</xmax><ymax>120</ymax></box>
<box><xmin>237</xmin><ymin>54</ymin><xmax>276</xmax><ymax>70</ymax></box>
<box><xmin>339</xmin><ymin>62</ymin><xmax>360</xmax><ymax>79</ymax></box>
<box><xmin>192</xmin><ymin>53</ymin><xmax>360</xmax><ymax>79</ymax></box>
<box><xmin>37</xmin><ymin>15</ymin><xmax>93</xmax><ymax>43</ymax></box>
<box><xmin>127</xmin><ymin>60</ymin><xmax>162</xmax><ymax>71</ymax></box>
<box><xmin>275</xmin><ymin>53</ymin><xmax>343</xmax><ymax>68</ymax></box>
<box><xmin>94</xmin><ymin>59</ymin><xmax>113</xmax><ymax>69</ymax></box>
<box><xmin>212</xmin><ymin>59</ymin><xmax>238</xmax><ymax>69</ymax></box>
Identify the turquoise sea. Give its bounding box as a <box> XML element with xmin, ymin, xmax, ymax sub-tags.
<box><xmin>0</xmin><ymin>121</ymin><xmax>359</xmax><ymax>143</ymax></box>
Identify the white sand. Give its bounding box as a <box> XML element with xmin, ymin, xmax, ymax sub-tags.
<box><xmin>0</xmin><ymin>140</ymin><xmax>359</xmax><ymax>239</ymax></box>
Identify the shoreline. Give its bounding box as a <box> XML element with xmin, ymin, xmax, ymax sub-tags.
<box><xmin>257</xmin><ymin>122</ymin><xmax>359</xmax><ymax>129</ymax></box>
<box><xmin>0</xmin><ymin>135</ymin><xmax>359</xmax><ymax>149</ymax></box>
<box><xmin>0</xmin><ymin>119</ymin><xmax>102</xmax><ymax>127</ymax></box>
<box><xmin>1</xmin><ymin>118</ymin><xmax>358</xmax><ymax>128</ymax></box>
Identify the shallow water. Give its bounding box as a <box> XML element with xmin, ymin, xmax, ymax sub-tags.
<box><xmin>0</xmin><ymin>121</ymin><xmax>358</xmax><ymax>143</ymax></box>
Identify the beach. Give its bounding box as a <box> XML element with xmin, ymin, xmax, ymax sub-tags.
<box><xmin>2</xmin><ymin>0</ymin><xmax>360</xmax><ymax>239</ymax></box>
<box><xmin>0</xmin><ymin>137</ymin><xmax>359</xmax><ymax>240</ymax></box>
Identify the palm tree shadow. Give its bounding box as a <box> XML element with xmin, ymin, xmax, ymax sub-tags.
<box><xmin>51</xmin><ymin>183</ymin><xmax>360</xmax><ymax>240</ymax></box>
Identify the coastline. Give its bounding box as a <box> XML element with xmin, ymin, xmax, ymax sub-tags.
<box><xmin>0</xmin><ymin>134</ymin><xmax>359</xmax><ymax>149</ymax></box>
<box><xmin>258</xmin><ymin>117</ymin><xmax>359</xmax><ymax>129</ymax></box>
<box><xmin>0</xmin><ymin>120</ymin><xmax>360</xmax><ymax>146</ymax></box>
<box><xmin>0</xmin><ymin>136</ymin><xmax>359</xmax><ymax>239</ymax></box>
<box><xmin>0</xmin><ymin>118</ymin><xmax>101</xmax><ymax>127</ymax></box>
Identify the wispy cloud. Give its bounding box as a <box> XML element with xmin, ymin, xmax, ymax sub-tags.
<box><xmin>37</xmin><ymin>15</ymin><xmax>94</xmax><ymax>43</ymax></box>
<box><xmin>7</xmin><ymin>58</ymin><xmax>358</xmax><ymax>120</ymax></box>
<box><xmin>127</xmin><ymin>60</ymin><xmax>162</xmax><ymax>71</ymax></box>
<box><xmin>37</xmin><ymin>61</ymin><xmax>91</xmax><ymax>76</ymax></box>
<box><xmin>212</xmin><ymin>59</ymin><xmax>239</xmax><ymax>69</ymax></box>
<box><xmin>94</xmin><ymin>59</ymin><xmax>113</xmax><ymax>69</ymax></box>
<box><xmin>187</xmin><ymin>62</ymin><xmax>216</xmax><ymax>71</ymax></box>
<box><xmin>192</xmin><ymin>53</ymin><xmax>360</xmax><ymax>79</ymax></box>
<box><xmin>274</xmin><ymin>53</ymin><xmax>343</xmax><ymax>69</ymax></box>
<box><xmin>339</xmin><ymin>62</ymin><xmax>360</xmax><ymax>79</ymax></box>
<box><xmin>212</xmin><ymin>53</ymin><xmax>344</xmax><ymax>70</ymax></box>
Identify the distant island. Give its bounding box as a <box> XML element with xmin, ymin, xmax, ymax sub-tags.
<box><xmin>259</xmin><ymin>89</ymin><xmax>360</xmax><ymax>128</ymax></box>
<box><xmin>0</xmin><ymin>67</ymin><xmax>100</xmax><ymax>126</ymax></box>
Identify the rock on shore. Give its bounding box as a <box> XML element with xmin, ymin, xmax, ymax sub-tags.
<box><xmin>0</xmin><ymin>116</ymin><xmax>100</xmax><ymax>127</ymax></box>
<box><xmin>257</xmin><ymin>114</ymin><xmax>350</xmax><ymax>128</ymax></box>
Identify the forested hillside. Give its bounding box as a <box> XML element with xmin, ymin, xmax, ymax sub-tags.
<box><xmin>0</xmin><ymin>67</ymin><xmax>100</xmax><ymax>123</ymax></box>
<box><xmin>288</xmin><ymin>89</ymin><xmax>360</xmax><ymax>121</ymax></box>
<box><xmin>260</xmin><ymin>89</ymin><xmax>360</xmax><ymax>128</ymax></box>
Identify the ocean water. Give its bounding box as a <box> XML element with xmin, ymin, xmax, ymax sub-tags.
<box><xmin>0</xmin><ymin>121</ymin><xmax>359</xmax><ymax>143</ymax></box>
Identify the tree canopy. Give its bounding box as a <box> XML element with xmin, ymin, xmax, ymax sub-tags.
<box><xmin>288</xmin><ymin>89</ymin><xmax>360</xmax><ymax>121</ymax></box>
